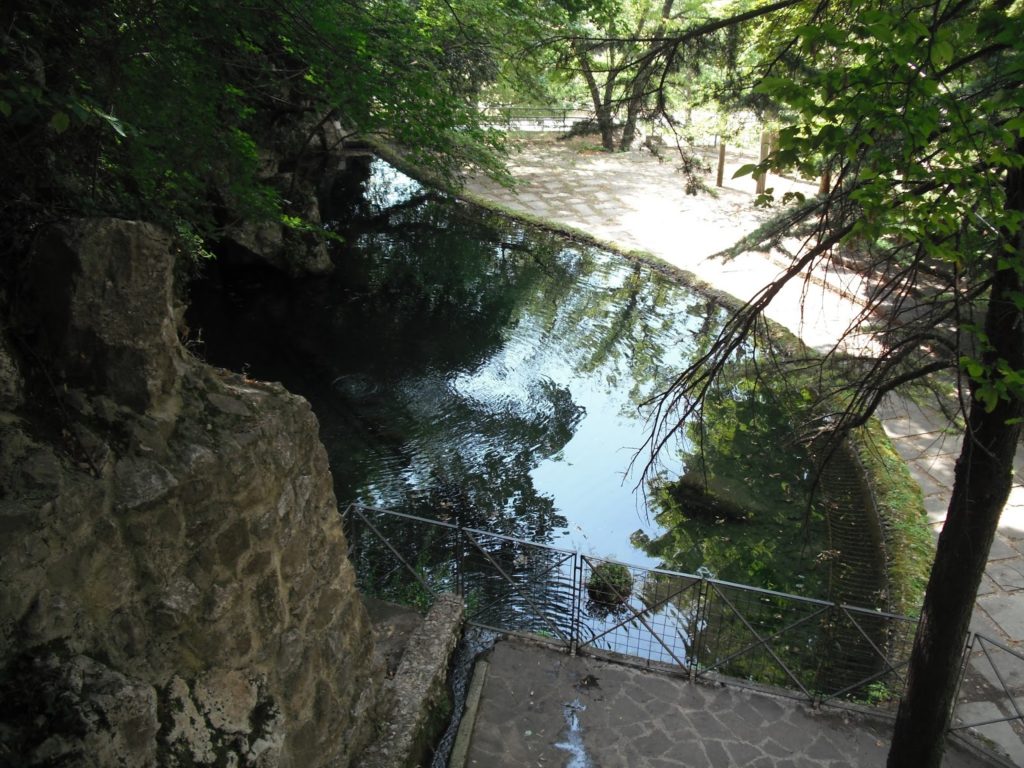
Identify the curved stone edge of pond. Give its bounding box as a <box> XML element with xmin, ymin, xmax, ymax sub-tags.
<box><xmin>453</xmin><ymin>186</ymin><xmax>934</xmax><ymax>618</ymax></box>
<box><xmin>455</xmin><ymin>181</ymin><xmax>935</xmax><ymax>620</ymax></box>
<box><xmin>850</xmin><ymin>421</ymin><xmax>934</xmax><ymax>617</ymax></box>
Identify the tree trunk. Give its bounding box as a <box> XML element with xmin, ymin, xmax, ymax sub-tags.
<box><xmin>887</xmin><ymin>143</ymin><xmax>1024</xmax><ymax>767</ymax></box>
<box><xmin>618</xmin><ymin>52</ymin><xmax>656</xmax><ymax>151</ymax></box>
<box><xmin>574</xmin><ymin>41</ymin><xmax>617</xmax><ymax>152</ymax></box>
<box><xmin>619</xmin><ymin>99</ymin><xmax>642</xmax><ymax>151</ymax></box>
<box><xmin>618</xmin><ymin>56</ymin><xmax>656</xmax><ymax>151</ymax></box>
<box><xmin>818</xmin><ymin>165</ymin><xmax>831</xmax><ymax>195</ymax></box>
<box><xmin>618</xmin><ymin>1</ymin><xmax>673</xmax><ymax>151</ymax></box>
<box><xmin>596</xmin><ymin>106</ymin><xmax>616</xmax><ymax>152</ymax></box>
<box><xmin>755</xmin><ymin>129</ymin><xmax>773</xmax><ymax>194</ymax></box>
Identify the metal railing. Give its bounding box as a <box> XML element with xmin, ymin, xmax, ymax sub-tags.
<box><xmin>480</xmin><ymin>105</ymin><xmax>593</xmax><ymax>132</ymax></box>
<box><xmin>951</xmin><ymin>633</ymin><xmax>1024</xmax><ymax>757</ymax></box>
<box><xmin>343</xmin><ymin>502</ymin><xmax>1023</xmax><ymax>748</ymax></box>
<box><xmin>344</xmin><ymin>504</ymin><xmax>917</xmax><ymax>707</ymax></box>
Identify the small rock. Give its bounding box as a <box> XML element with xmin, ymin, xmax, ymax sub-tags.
<box><xmin>20</xmin><ymin>449</ymin><xmax>63</xmax><ymax>490</ymax></box>
<box><xmin>207</xmin><ymin>392</ymin><xmax>251</xmax><ymax>416</ymax></box>
<box><xmin>163</xmin><ymin>676</ymin><xmax>216</xmax><ymax>763</ymax></box>
<box><xmin>114</xmin><ymin>457</ymin><xmax>178</xmax><ymax>510</ymax></box>
<box><xmin>194</xmin><ymin>668</ymin><xmax>258</xmax><ymax>734</ymax></box>
<box><xmin>0</xmin><ymin>333</ymin><xmax>23</xmax><ymax>409</ymax></box>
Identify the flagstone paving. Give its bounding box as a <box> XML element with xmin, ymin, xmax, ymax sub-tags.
<box><xmin>454</xmin><ymin>637</ymin><xmax>999</xmax><ymax>767</ymax></box>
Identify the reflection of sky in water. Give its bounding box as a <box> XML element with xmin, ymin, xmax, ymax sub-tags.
<box><xmin>189</xmin><ymin>158</ymin><xmax>727</xmax><ymax>569</ymax></box>
<box><xmin>342</xmin><ymin>162</ymin><xmax>719</xmax><ymax>565</ymax></box>
<box><xmin>364</xmin><ymin>160</ymin><xmax>422</xmax><ymax>212</ymax></box>
<box><xmin>441</xmin><ymin>252</ymin><xmax>700</xmax><ymax>561</ymax></box>
<box><xmin>449</xmin><ymin>336</ymin><xmax>676</xmax><ymax>560</ymax></box>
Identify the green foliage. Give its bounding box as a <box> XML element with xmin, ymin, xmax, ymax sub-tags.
<box><xmin>863</xmin><ymin>681</ymin><xmax>894</xmax><ymax>706</ymax></box>
<box><xmin>716</xmin><ymin>9</ymin><xmax>1021</xmax><ymax>688</ymax></box>
<box><xmin>739</xmin><ymin>1</ymin><xmax>1024</xmax><ymax>398</ymax></box>
<box><xmin>497</xmin><ymin>0</ymin><xmax>746</xmax><ymax>155</ymax></box>
<box><xmin>0</xmin><ymin>0</ymin><xmax>538</xmax><ymax>256</ymax></box>
<box><xmin>586</xmin><ymin>561</ymin><xmax>634</xmax><ymax>604</ymax></box>
<box><xmin>634</xmin><ymin>5</ymin><xmax>1024</xmax><ymax>754</ymax></box>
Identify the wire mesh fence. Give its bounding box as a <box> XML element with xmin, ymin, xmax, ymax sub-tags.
<box><xmin>459</xmin><ymin>528</ymin><xmax>578</xmax><ymax>643</ymax></box>
<box><xmin>576</xmin><ymin>555</ymin><xmax>700</xmax><ymax>667</ymax></box>
<box><xmin>692</xmin><ymin>581</ymin><xmax>918</xmax><ymax>711</ymax></box>
<box><xmin>342</xmin><ymin>502</ymin><xmax>1016</xmax><ymax>733</ymax></box>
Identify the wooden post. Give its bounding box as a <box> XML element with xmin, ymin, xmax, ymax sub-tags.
<box><xmin>755</xmin><ymin>129</ymin><xmax>772</xmax><ymax>194</ymax></box>
<box><xmin>716</xmin><ymin>142</ymin><xmax>726</xmax><ymax>187</ymax></box>
<box><xmin>819</xmin><ymin>165</ymin><xmax>831</xmax><ymax>195</ymax></box>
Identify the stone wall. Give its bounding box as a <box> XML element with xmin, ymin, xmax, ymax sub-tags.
<box><xmin>0</xmin><ymin>219</ymin><xmax>385</xmax><ymax>766</ymax></box>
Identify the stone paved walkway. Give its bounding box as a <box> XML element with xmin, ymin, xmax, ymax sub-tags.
<box><xmin>462</xmin><ymin>136</ymin><xmax>1024</xmax><ymax>764</ymax></box>
<box><xmin>457</xmin><ymin>638</ymin><xmax>995</xmax><ymax>767</ymax></box>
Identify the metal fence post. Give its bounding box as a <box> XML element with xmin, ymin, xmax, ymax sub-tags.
<box><xmin>691</xmin><ymin>576</ymin><xmax>709</xmax><ymax>682</ymax></box>
<box><xmin>950</xmin><ymin>631</ymin><xmax>977</xmax><ymax>729</ymax></box>
<box><xmin>455</xmin><ymin>524</ymin><xmax>465</xmax><ymax>598</ymax></box>
<box><xmin>570</xmin><ymin>553</ymin><xmax>582</xmax><ymax>656</ymax></box>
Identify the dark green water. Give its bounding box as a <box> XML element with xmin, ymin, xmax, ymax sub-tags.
<box><xmin>188</xmin><ymin>158</ymin><xmax>839</xmax><ymax>593</ymax></box>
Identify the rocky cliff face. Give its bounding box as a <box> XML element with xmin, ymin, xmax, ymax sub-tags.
<box><xmin>0</xmin><ymin>219</ymin><xmax>385</xmax><ymax>766</ymax></box>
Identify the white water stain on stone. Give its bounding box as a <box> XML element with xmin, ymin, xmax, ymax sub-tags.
<box><xmin>553</xmin><ymin>697</ymin><xmax>591</xmax><ymax>768</ymax></box>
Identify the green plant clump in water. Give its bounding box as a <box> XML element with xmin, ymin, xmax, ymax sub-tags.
<box><xmin>587</xmin><ymin>562</ymin><xmax>634</xmax><ymax>605</ymax></box>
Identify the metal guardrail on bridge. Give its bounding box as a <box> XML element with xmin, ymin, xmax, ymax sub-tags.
<box><xmin>342</xmin><ymin>503</ymin><xmax>1023</xmax><ymax>750</ymax></box>
<box><xmin>480</xmin><ymin>106</ymin><xmax>593</xmax><ymax>132</ymax></box>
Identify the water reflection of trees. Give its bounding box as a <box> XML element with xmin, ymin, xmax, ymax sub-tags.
<box><xmin>347</xmin><ymin>377</ymin><xmax>585</xmax><ymax>540</ymax></box>
<box><xmin>191</xmin><ymin>160</ymin><xmax>606</xmax><ymax>543</ymax></box>
<box><xmin>189</xmin><ymin>158</ymin><xmax>897</xmax><ymax>674</ymax></box>
<box><xmin>638</xmin><ymin>359</ymin><xmax>832</xmax><ymax>598</ymax></box>
<box><xmin>529</xmin><ymin>259</ymin><xmax>728</xmax><ymax>410</ymax></box>
<box><xmin>319</xmin><ymin>186</ymin><xmax>598</xmax><ymax>541</ymax></box>
<box><xmin>191</xmin><ymin>158</ymin><xmax>852</xmax><ymax>602</ymax></box>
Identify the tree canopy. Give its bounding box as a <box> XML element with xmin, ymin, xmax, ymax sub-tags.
<box><xmin>0</xmin><ymin>0</ymin><xmax>545</xmax><ymax>258</ymax></box>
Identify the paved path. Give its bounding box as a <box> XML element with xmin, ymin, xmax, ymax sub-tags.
<box><xmin>462</xmin><ymin>137</ymin><xmax>1024</xmax><ymax>763</ymax></box>
<box><xmin>457</xmin><ymin>637</ymin><xmax>994</xmax><ymax>767</ymax></box>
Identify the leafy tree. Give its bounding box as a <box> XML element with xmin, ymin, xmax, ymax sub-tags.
<box><xmin>513</xmin><ymin>0</ymin><xmax>800</xmax><ymax>208</ymax></box>
<box><xmin>567</xmin><ymin>0</ymin><xmax>671</xmax><ymax>151</ymax></box>
<box><xmin>547</xmin><ymin>0</ymin><xmax>733</xmax><ymax>151</ymax></box>
<box><xmin>624</xmin><ymin>0</ymin><xmax>1023</xmax><ymax>764</ymax></box>
<box><xmin>0</xmin><ymin>0</ymin><xmax>534</xmax><ymax>261</ymax></box>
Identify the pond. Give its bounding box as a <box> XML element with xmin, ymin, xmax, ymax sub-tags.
<box><xmin>187</xmin><ymin>158</ymin><xmax>869</xmax><ymax>601</ymax></box>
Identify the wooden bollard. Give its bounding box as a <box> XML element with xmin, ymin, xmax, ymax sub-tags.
<box><xmin>755</xmin><ymin>129</ymin><xmax>772</xmax><ymax>195</ymax></box>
